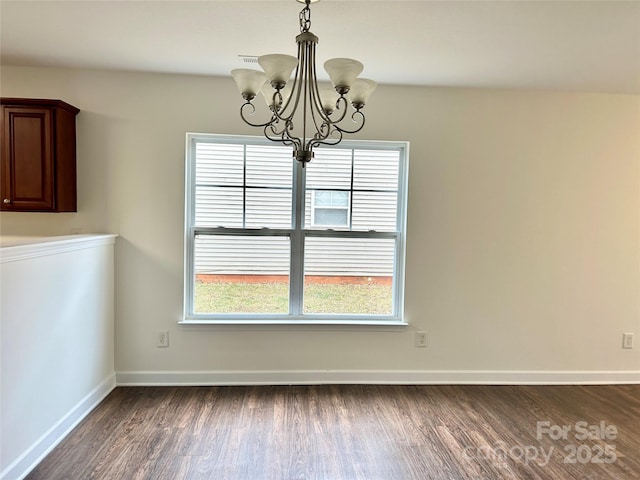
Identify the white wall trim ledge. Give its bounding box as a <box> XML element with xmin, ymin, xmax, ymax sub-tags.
<box><xmin>1</xmin><ymin>233</ymin><xmax>117</xmax><ymax>480</ymax></box>
<box><xmin>0</xmin><ymin>234</ymin><xmax>118</xmax><ymax>263</ymax></box>
<box><xmin>115</xmin><ymin>370</ymin><xmax>640</xmax><ymax>386</ymax></box>
<box><xmin>0</xmin><ymin>374</ymin><xmax>116</xmax><ymax>480</ymax></box>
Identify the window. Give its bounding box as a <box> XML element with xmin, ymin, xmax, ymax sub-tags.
<box><xmin>311</xmin><ymin>190</ymin><xmax>350</xmax><ymax>227</ymax></box>
<box><xmin>183</xmin><ymin>134</ymin><xmax>409</xmax><ymax>324</ymax></box>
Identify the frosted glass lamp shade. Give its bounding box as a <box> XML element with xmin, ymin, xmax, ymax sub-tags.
<box><xmin>324</xmin><ymin>58</ymin><xmax>364</xmax><ymax>90</ymax></box>
<box><xmin>261</xmin><ymin>82</ymin><xmax>293</xmax><ymax>109</ymax></box>
<box><xmin>258</xmin><ymin>54</ymin><xmax>298</xmax><ymax>85</ymax></box>
<box><xmin>347</xmin><ymin>78</ymin><xmax>377</xmax><ymax>108</ymax></box>
<box><xmin>318</xmin><ymin>87</ymin><xmax>340</xmax><ymax>114</ymax></box>
<box><xmin>231</xmin><ymin>69</ymin><xmax>267</xmax><ymax>98</ymax></box>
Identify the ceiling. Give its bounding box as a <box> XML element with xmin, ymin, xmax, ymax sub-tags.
<box><xmin>1</xmin><ymin>0</ymin><xmax>639</xmax><ymax>94</ymax></box>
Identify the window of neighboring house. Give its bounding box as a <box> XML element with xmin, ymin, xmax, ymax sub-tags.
<box><xmin>311</xmin><ymin>190</ymin><xmax>350</xmax><ymax>227</ymax></box>
<box><xmin>183</xmin><ymin>133</ymin><xmax>409</xmax><ymax>324</ymax></box>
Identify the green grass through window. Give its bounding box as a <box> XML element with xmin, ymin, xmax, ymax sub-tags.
<box><xmin>195</xmin><ymin>282</ymin><xmax>392</xmax><ymax>315</ymax></box>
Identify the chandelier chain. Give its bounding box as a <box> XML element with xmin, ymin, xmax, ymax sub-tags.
<box><xmin>299</xmin><ymin>2</ymin><xmax>311</xmax><ymax>33</ymax></box>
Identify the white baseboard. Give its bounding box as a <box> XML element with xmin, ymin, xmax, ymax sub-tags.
<box><xmin>1</xmin><ymin>373</ymin><xmax>116</xmax><ymax>480</ymax></box>
<box><xmin>115</xmin><ymin>369</ymin><xmax>640</xmax><ymax>386</ymax></box>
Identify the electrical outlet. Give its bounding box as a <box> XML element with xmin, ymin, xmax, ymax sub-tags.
<box><xmin>157</xmin><ymin>331</ymin><xmax>169</xmax><ymax>348</ymax></box>
<box><xmin>415</xmin><ymin>331</ymin><xmax>427</xmax><ymax>348</ymax></box>
<box><xmin>622</xmin><ymin>333</ymin><xmax>634</xmax><ymax>349</ymax></box>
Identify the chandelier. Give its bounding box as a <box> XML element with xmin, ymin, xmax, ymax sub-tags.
<box><xmin>230</xmin><ymin>0</ymin><xmax>376</xmax><ymax>165</ymax></box>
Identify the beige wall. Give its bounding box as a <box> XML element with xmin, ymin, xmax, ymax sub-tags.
<box><xmin>1</xmin><ymin>65</ymin><xmax>639</xmax><ymax>380</ymax></box>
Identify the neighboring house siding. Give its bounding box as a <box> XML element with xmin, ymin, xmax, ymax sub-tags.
<box><xmin>304</xmin><ymin>237</ymin><xmax>395</xmax><ymax>276</ymax></box>
<box><xmin>193</xmin><ymin>143</ymin><xmax>399</xmax><ymax>277</ymax></box>
<box><xmin>195</xmin><ymin>236</ymin><xmax>290</xmax><ymax>275</ymax></box>
<box><xmin>303</xmin><ymin>191</ymin><xmax>398</xmax><ymax>232</ymax></box>
<box><xmin>195</xmin><ymin>187</ymin><xmax>292</xmax><ymax>228</ymax></box>
<box><xmin>194</xmin><ymin>236</ymin><xmax>395</xmax><ymax>276</ymax></box>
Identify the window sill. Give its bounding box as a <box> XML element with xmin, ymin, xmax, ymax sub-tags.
<box><xmin>178</xmin><ymin>317</ymin><xmax>409</xmax><ymax>330</ymax></box>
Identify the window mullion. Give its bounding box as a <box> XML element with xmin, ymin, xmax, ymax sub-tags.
<box><xmin>289</xmin><ymin>160</ymin><xmax>306</xmax><ymax>316</ymax></box>
<box><xmin>242</xmin><ymin>144</ymin><xmax>247</xmax><ymax>229</ymax></box>
<box><xmin>349</xmin><ymin>148</ymin><xmax>355</xmax><ymax>231</ymax></box>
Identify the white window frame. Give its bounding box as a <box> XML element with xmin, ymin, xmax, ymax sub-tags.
<box><xmin>182</xmin><ymin>133</ymin><xmax>409</xmax><ymax>325</ymax></box>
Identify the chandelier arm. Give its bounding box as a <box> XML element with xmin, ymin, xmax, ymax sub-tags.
<box><xmin>309</xmin><ymin>105</ymin><xmax>330</xmax><ymax>143</ymax></box>
<box><xmin>267</xmin><ymin>113</ymin><xmax>298</xmax><ymax>152</ymax></box>
<box><xmin>271</xmin><ymin>42</ymin><xmax>308</xmax><ymax>155</ymax></box>
<box><xmin>239</xmin><ymin>102</ymin><xmax>280</xmax><ymax>128</ymax></box>
<box><xmin>309</xmin><ymin>127</ymin><xmax>344</xmax><ymax>149</ymax></box>
<box><xmin>264</xmin><ymin>121</ymin><xmax>300</xmax><ymax>152</ymax></box>
<box><xmin>332</xmin><ymin>110</ymin><xmax>366</xmax><ymax>135</ymax></box>
<box><xmin>307</xmin><ymin>87</ymin><xmax>327</xmax><ymax>144</ymax></box>
<box><xmin>326</xmin><ymin>95</ymin><xmax>351</xmax><ymax>125</ymax></box>
<box><xmin>265</xmin><ymin>127</ymin><xmax>300</xmax><ymax>149</ymax></box>
<box><xmin>269</xmin><ymin>91</ymin><xmax>282</xmax><ymax>113</ymax></box>
<box><xmin>307</xmin><ymin>44</ymin><xmax>335</xmax><ymax>142</ymax></box>
<box><xmin>275</xmin><ymin>41</ymin><xmax>304</xmax><ymax>120</ymax></box>
<box><xmin>266</xmin><ymin>120</ymin><xmax>285</xmax><ymax>137</ymax></box>
<box><xmin>317</xmin><ymin>122</ymin><xmax>331</xmax><ymax>139</ymax></box>
<box><xmin>284</xmin><ymin>119</ymin><xmax>303</xmax><ymax>151</ymax></box>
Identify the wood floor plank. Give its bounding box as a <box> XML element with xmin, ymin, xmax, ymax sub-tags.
<box><xmin>25</xmin><ymin>385</ymin><xmax>640</xmax><ymax>480</ymax></box>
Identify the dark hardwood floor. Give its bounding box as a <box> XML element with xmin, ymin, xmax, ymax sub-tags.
<box><xmin>26</xmin><ymin>385</ymin><xmax>640</xmax><ymax>480</ymax></box>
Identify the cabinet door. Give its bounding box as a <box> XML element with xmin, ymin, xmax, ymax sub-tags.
<box><xmin>1</xmin><ymin>106</ymin><xmax>54</xmax><ymax>211</ymax></box>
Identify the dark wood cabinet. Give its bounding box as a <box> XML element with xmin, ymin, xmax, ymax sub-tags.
<box><xmin>1</xmin><ymin>98</ymin><xmax>80</xmax><ymax>212</ymax></box>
